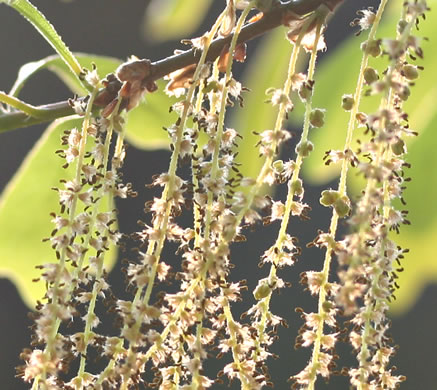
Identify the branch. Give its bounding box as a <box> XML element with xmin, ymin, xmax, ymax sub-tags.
<box><xmin>0</xmin><ymin>0</ymin><xmax>344</xmax><ymax>133</ymax></box>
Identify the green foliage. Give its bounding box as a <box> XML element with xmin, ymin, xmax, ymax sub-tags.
<box><xmin>143</xmin><ymin>0</ymin><xmax>212</xmax><ymax>41</ymax></box>
<box><xmin>10</xmin><ymin>54</ymin><xmax>121</xmax><ymax>97</ymax></box>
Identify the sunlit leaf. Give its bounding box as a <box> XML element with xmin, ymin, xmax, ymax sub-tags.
<box><xmin>143</xmin><ymin>0</ymin><xmax>212</xmax><ymax>41</ymax></box>
<box><xmin>403</xmin><ymin>107</ymin><xmax>437</xmax><ymax>232</ymax></box>
<box><xmin>10</xmin><ymin>53</ymin><xmax>122</xmax><ymax>97</ymax></box>
<box><xmin>391</xmin><ymin>225</ymin><xmax>437</xmax><ymax>314</ymax></box>
<box><xmin>0</xmin><ymin>118</ymin><xmax>118</xmax><ymax>308</ymax></box>
<box><xmin>390</xmin><ymin>109</ymin><xmax>437</xmax><ymax>313</ymax></box>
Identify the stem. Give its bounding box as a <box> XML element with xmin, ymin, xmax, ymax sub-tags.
<box><xmin>206</xmin><ymin>0</ymin><xmax>253</xmax><ymax>238</ymax></box>
<box><xmin>0</xmin><ymin>100</ymin><xmax>87</xmax><ymax>133</ymax></box>
<box><xmin>251</xmin><ymin>11</ymin><xmax>321</xmax><ymax>362</ymax></box>
<box><xmin>109</xmin><ymin>11</ymin><xmax>228</xmax><ymax>389</ymax></box>
<box><xmin>223</xmin><ymin>299</ymin><xmax>252</xmax><ymax>389</ymax></box>
<box><xmin>33</xmin><ymin>86</ymin><xmax>99</xmax><ymax>389</ymax></box>
<box><xmin>77</xmin><ymin>103</ymin><xmax>122</xmax><ymax>378</ymax></box>
<box><xmin>305</xmin><ymin>2</ymin><xmax>389</xmax><ymax>388</ymax></box>
<box><xmin>0</xmin><ymin>92</ymin><xmax>46</xmax><ymax>118</ymax></box>
<box><xmin>0</xmin><ymin>0</ymin><xmax>345</xmax><ymax>133</ymax></box>
<box><xmin>355</xmin><ymin>4</ymin><xmax>421</xmax><ymax>387</ymax></box>
<box><xmin>337</xmin><ymin>0</ymin><xmax>388</xmax><ymax>196</ymax></box>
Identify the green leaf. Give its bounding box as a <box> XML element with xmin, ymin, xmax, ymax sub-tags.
<box><xmin>391</xmin><ymin>225</ymin><xmax>437</xmax><ymax>315</ymax></box>
<box><xmin>403</xmin><ymin>111</ymin><xmax>437</xmax><ymax>233</ymax></box>
<box><xmin>231</xmin><ymin>28</ymin><xmax>293</xmax><ymax>182</ymax></box>
<box><xmin>0</xmin><ymin>118</ymin><xmax>118</xmax><ymax>308</ymax></box>
<box><xmin>143</xmin><ymin>0</ymin><xmax>212</xmax><ymax>41</ymax></box>
<box><xmin>389</xmin><ymin>108</ymin><xmax>437</xmax><ymax>314</ymax></box>
<box><xmin>7</xmin><ymin>0</ymin><xmax>87</xmax><ymax>90</ymax></box>
<box><xmin>10</xmin><ymin>53</ymin><xmax>122</xmax><ymax>97</ymax></box>
<box><xmin>125</xmin><ymin>81</ymin><xmax>177</xmax><ymax>150</ymax></box>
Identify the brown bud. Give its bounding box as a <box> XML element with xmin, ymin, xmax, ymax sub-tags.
<box><xmin>116</xmin><ymin>59</ymin><xmax>152</xmax><ymax>82</ymax></box>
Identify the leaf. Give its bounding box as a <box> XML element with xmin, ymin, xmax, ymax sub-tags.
<box><xmin>389</xmin><ymin>109</ymin><xmax>437</xmax><ymax>313</ymax></box>
<box><xmin>124</xmin><ymin>81</ymin><xmax>177</xmax><ymax>150</ymax></box>
<box><xmin>8</xmin><ymin>0</ymin><xmax>86</xmax><ymax>90</ymax></box>
<box><xmin>403</xmin><ymin>106</ymin><xmax>437</xmax><ymax>233</ymax></box>
<box><xmin>143</xmin><ymin>0</ymin><xmax>212</xmax><ymax>41</ymax></box>
<box><xmin>0</xmin><ymin>117</ymin><xmax>118</xmax><ymax>308</ymax></box>
<box><xmin>231</xmin><ymin>28</ymin><xmax>293</xmax><ymax>182</ymax></box>
<box><xmin>10</xmin><ymin>53</ymin><xmax>122</xmax><ymax>97</ymax></box>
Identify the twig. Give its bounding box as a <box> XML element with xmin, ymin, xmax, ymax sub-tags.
<box><xmin>0</xmin><ymin>0</ymin><xmax>344</xmax><ymax>133</ymax></box>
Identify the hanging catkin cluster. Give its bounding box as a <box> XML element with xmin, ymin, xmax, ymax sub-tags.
<box><xmin>17</xmin><ymin>1</ymin><xmax>430</xmax><ymax>389</ymax></box>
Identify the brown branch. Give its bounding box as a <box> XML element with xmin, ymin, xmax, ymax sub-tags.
<box><xmin>149</xmin><ymin>0</ymin><xmax>343</xmax><ymax>81</ymax></box>
<box><xmin>0</xmin><ymin>0</ymin><xmax>344</xmax><ymax>133</ymax></box>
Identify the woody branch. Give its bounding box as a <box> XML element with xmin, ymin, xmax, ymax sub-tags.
<box><xmin>0</xmin><ymin>0</ymin><xmax>344</xmax><ymax>132</ymax></box>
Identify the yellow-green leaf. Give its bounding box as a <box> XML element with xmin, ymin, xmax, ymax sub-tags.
<box><xmin>143</xmin><ymin>0</ymin><xmax>212</xmax><ymax>41</ymax></box>
<box><xmin>10</xmin><ymin>53</ymin><xmax>122</xmax><ymax>97</ymax></box>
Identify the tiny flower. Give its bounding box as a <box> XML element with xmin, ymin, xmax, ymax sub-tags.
<box><xmin>266</xmin><ymin>88</ymin><xmax>293</xmax><ymax>112</ymax></box>
<box><xmin>270</xmin><ymin>201</ymin><xmax>285</xmax><ymax>221</ymax></box>
<box><xmin>84</xmin><ymin>66</ymin><xmax>100</xmax><ymax>87</ymax></box>
<box><xmin>351</xmin><ymin>8</ymin><xmax>376</xmax><ymax>34</ymax></box>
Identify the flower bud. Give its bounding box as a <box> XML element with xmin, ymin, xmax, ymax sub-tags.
<box><xmin>310</xmin><ymin>108</ymin><xmax>325</xmax><ymax>128</ymax></box>
<box><xmin>361</xmin><ymin>39</ymin><xmax>381</xmax><ymax>57</ymax></box>
<box><xmin>363</xmin><ymin>67</ymin><xmax>379</xmax><ymax>85</ymax></box>
<box><xmin>341</xmin><ymin>94</ymin><xmax>354</xmax><ymax>111</ymax></box>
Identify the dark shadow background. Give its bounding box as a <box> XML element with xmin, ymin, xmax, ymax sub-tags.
<box><xmin>1</xmin><ymin>0</ymin><xmax>436</xmax><ymax>388</ymax></box>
